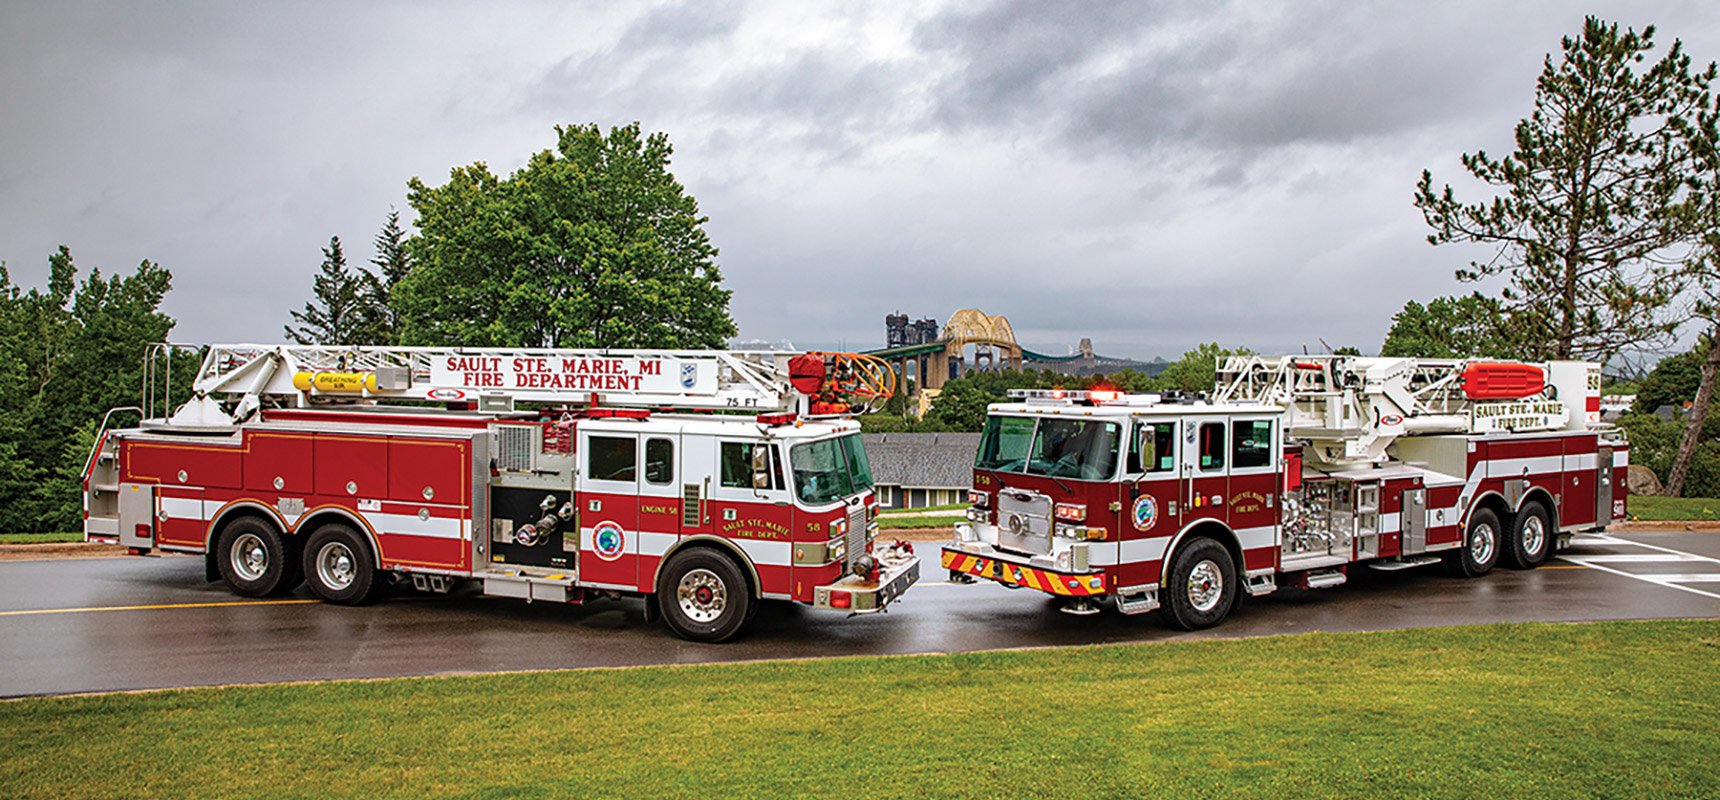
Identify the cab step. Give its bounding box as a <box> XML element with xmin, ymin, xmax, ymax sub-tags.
<box><xmin>1367</xmin><ymin>556</ymin><xmax>1442</xmax><ymax>572</ymax></box>
<box><xmin>1246</xmin><ymin>574</ymin><xmax>1277</xmax><ymax>596</ymax></box>
<box><xmin>1114</xmin><ymin>590</ymin><xmax>1160</xmax><ymax>616</ymax></box>
<box><xmin>481</xmin><ymin>570</ymin><xmax>581</xmax><ymax>603</ymax></box>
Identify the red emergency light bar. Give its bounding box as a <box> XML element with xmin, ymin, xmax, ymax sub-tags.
<box><xmin>756</xmin><ymin>413</ymin><xmax>798</xmax><ymax>426</ymax></box>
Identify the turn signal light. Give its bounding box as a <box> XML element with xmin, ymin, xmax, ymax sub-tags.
<box><xmin>830</xmin><ymin>591</ymin><xmax>852</xmax><ymax>609</ymax></box>
<box><xmin>1054</xmin><ymin>503</ymin><xmax>1087</xmax><ymax>522</ymax></box>
<box><xmin>968</xmin><ymin>489</ymin><xmax>990</xmax><ymax>508</ymax></box>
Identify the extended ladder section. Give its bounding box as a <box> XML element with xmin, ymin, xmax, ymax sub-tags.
<box><xmin>151</xmin><ymin>344</ymin><xmax>895</xmax><ymax>430</ymax></box>
<box><xmin>1214</xmin><ymin>355</ymin><xmax>1600</xmax><ymax>465</ymax></box>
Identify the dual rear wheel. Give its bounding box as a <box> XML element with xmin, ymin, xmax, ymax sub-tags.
<box><xmin>215</xmin><ymin>518</ymin><xmax>382</xmax><ymax>604</ymax></box>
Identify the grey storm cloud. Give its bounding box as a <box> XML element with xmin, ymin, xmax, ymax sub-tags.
<box><xmin>1</xmin><ymin>1</ymin><xmax>1717</xmax><ymax>361</ymax></box>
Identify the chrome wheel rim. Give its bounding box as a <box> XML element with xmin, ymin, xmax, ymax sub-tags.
<box><xmin>1471</xmin><ymin>522</ymin><xmax>1497</xmax><ymax>564</ymax></box>
<box><xmin>677</xmin><ymin>568</ymin><xmax>727</xmax><ymax>624</ymax></box>
<box><xmin>1522</xmin><ymin>515</ymin><xmax>1546</xmax><ymax>556</ymax></box>
<box><xmin>1187</xmin><ymin>559</ymin><xmax>1224</xmax><ymax>613</ymax></box>
<box><xmin>230</xmin><ymin>532</ymin><xmax>268</xmax><ymax>581</ymax></box>
<box><xmin>316</xmin><ymin>541</ymin><xmax>357</xmax><ymax>591</ymax></box>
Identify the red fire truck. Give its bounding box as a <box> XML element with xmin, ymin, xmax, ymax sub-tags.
<box><xmin>83</xmin><ymin>344</ymin><xmax>918</xmax><ymax>642</ymax></box>
<box><xmin>943</xmin><ymin>356</ymin><xmax>1626</xmax><ymax>629</ymax></box>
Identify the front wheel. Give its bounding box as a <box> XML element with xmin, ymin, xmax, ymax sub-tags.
<box><xmin>1502</xmin><ymin>501</ymin><xmax>1553</xmax><ymax>569</ymax></box>
<box><xmin>215</xmin><ymin>517</ymin><xmax>299</xmax><ymax>597</ymax></box>
<box><xmin>1444</xmin><ymin>507</ymin><xmax>1502</xmax><ymax>578</ymax></box>
<box><xmin>656</xmin><ymin>548</ymin><xmax>753</xmax><ymax>643</ymax></box>
<box><xmin>1160</xmin><ymin>537</ymin><xmax>1237</xmax><ymax>631</ymax></box>
<box><xmin>303</xmin><ymin>524</ymin><xmax>382</xmax><ymax>605</ymax></box>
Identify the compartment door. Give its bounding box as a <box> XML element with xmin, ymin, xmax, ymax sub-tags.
<box><xmin>1595</xmin><ymin>447</ymin><xmax>1615</xmax><ymax>526</ymax></box>
<box><xmin>118</xmin><ymin>483</ymin><xmax>155</xmax><ymax>549</ymax></box>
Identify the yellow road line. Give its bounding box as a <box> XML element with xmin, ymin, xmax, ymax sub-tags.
<box><xmin>0</xmin><ymin>599</ymin><xmax>319</xmax><ymax>617</ymax></box>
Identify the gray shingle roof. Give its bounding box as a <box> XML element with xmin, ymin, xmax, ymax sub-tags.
<box><xmin>862</xmin><ymin>433</ymin><xmax>980</xmax><ymax>489</ymax></box>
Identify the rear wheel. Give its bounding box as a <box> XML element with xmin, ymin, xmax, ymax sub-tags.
<box><xmin>1444</xmin><ymin>507</ymin><xmax>1502</xmax><ymax>578</ymax></box>
<box><xmin>304</xmin><ymin>523</ymin><xmax>382</xmax><ymax>605</ymax></box>
<box><xmin>1502</xmin><ymin>501</ymin><xmax>1553</xmax><ymax>569</ymax></box>
<box><xmin>656</xmin><ymin>548</ymin><xmax>752</xmax><ymax>643</ymax></box>
<box><xmin>1160</xmin><ymin>537</ymin><xmax>1237</xmax><ymax>631</ymax></box>
<box><xmin>215</xmin><ymin>517</ymin><xmax>299</xmax><ymax>597</ymax></box>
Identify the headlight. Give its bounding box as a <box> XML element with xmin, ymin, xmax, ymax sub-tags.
<box><xmin>968</xmin><ymin>489</ymin><xmax>990</xmax><ymax>508</ymax></box>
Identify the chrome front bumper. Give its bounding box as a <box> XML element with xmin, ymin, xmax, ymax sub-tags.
<box><xmin>811</xmin><ymin>543</ymin><xmax>920</xmax><ymax>613</ymax></box>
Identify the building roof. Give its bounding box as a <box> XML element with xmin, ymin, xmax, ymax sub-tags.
<box><xmin>862</xmin><ymin>432</ymin><xmax>980</xmax><ymax>489</ymax></box>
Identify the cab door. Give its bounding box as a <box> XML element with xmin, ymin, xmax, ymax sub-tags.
<box><xmin>1225</xmin><ymin>416</ymin><xmax>1279</xmax><ymax>572</ymax></box>
<box><xmin>1120</xmin><ymin>418</ymin><xmax>1180</xmax><ymax>589</ymax></box>
<box><xmin>1184</xmin><ymin>418</ymin><xmax>1229</xmax><ymax>527</ymax></box>
<box><xmin>576</xmin><ymin>429</ymin><xmax>641</xmax><ymax>588</ymax></box>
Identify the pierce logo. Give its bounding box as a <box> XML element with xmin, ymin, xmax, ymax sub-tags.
<box><xmin>1380</xmin><ymin>414</ymin><xmax>1404</xmax><ymax>426</ymax></box>
<box><xmin>1131</xmin><ymin>495</ymin><xmax>1158</xmax><ymax>531</ymax></box>
<box><xmin>592</xmin><ymin>521</ymin><xmax>626</xmax><ymax>561</ymax></box>
<box><xmin>427</xmin><ymin>388</ymin><xmax>466</xmax><ymax>401</ymax></box>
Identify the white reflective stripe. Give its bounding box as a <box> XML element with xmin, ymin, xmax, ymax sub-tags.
<box><xmin>1565</xmin><ymin>453</ymin><xmax>1596</xmax><ymax>471</ymax></box>
<box><xmin>732</xmin><ymin>537</ymin><xmax>792</xmax><ymax>567</ymax></box>
<box><xmin>1380</xmin><ymin>512</ymin><xmax>1400</xmax><ymax>532</ymax></box>
<box><xmin>1114</xmin><ymin>536</ymin><xmax>1169</xmax><ymax>560</ymax></box>
<box><xmin>1486</xmin><ymin>455</ymin><xmax>1565</xmax><ymax>477</ymax></box>
<box><xmin>1235</xmin><ymin>525</ymin><xmax>1275</xmax><ymax>551</ymax></box>
<box><xmin>637</xmin><ymin>531</ymin><xmax>677</xmax><ymax>557</ymax></box>
<box><xmin>1615</xmin><ymin>451</ymin><xmax>1630</xmax><ymax>468</ymax></box>
<box><xmin>370</xmin><ymin>512</ymin><xmax>464</xmax><ymax>540</ymax></box>
<box><xmin>159</xmin><ymin>497</ymin><xmax>207</xmax><ymax>521</ymax></box>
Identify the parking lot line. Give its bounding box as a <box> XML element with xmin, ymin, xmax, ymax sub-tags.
<box><xmin>1561</xmin><ymin>534</ymin><xmax>1720</xmax><ymax>601</ymax></box>
<box><xmin>0</xmin><ymin>599</ymin><xmax>318</xmax><ymax>618</ymax></box>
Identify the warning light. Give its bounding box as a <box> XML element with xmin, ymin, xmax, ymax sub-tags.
<box><xmin>829</xmin><ymin>591</ymin><xmax>852</xmax><ymax>609</ymax></box>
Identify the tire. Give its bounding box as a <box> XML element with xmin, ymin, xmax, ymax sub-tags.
<box><xmin>1502</xmin><ymin>501</ymin><xmax>1553</xmax><ymax>569</ymax></box>
<box><xmin>1160</xmin><ymin>537</ymin><xmax>1237</xmax><ymax>631</ymax></box>
<box><xmin>656</xmin><ymin>548</ymin><xmax>753</xmax><ymax>643</ymax></box>
<box><xmin>215</xmin><ymin>516</ymin><xmax>299</xmax><ymax>597</ymax></box>
<box><xmin>1443</xmin><ymin>507</ymin><xmax>1502</xmax><ymax>578</ymax></box>
<box><xmin>303</xmin><ymin>523</ymin><xmax>382</xmax><ymax>605</ymax></box>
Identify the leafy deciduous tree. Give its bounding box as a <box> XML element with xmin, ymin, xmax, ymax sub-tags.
<box><xmin>394</xmin><ymin>123</ymin><xmax>736</xmax><ymax>348</ymax></box>
<box><xmin>1380</xmin><ymin>293</ymin><xmax>1539</xmax><ymax>359</ymax></box>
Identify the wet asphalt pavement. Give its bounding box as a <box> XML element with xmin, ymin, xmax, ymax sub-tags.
<box><xmin>1</xmin><ymin>532</ymin><xmax>1716</xmax><ymax>697</ymax></box>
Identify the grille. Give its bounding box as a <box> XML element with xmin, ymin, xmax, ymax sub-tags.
<box><xmin>495</xmin><ymin>425</ymin><xmax>536</xmax><ymax>473</ymax></box>
<box><xmin>682</xmin><ymin>484</ymin><xmax>702</xmax><ymax>526</ymax></box>
<box><xmin>845</xmin><ymin>505</ymin><xmax>867</xmax><ymax>570</ymax></box>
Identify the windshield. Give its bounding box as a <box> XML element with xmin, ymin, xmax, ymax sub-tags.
<box><xmin>976</xmin><ymin>415</ymin><xmax>1121</xmax><ymax>480</ymax></box>
<box><xmin>790</xmin><ymin>434</ymin><xmax>874</xmax><ymax>504</ymax></box>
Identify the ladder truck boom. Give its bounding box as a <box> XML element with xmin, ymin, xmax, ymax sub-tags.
<box><xmin>155</xmin><ymin>343</ymin><xmax>896</xmax><ymax>431</ymax></box>
<box><xmin>1213</xmin><ymin>355</ymin><xmax>1601</xmax><ymax>466</ymax></box>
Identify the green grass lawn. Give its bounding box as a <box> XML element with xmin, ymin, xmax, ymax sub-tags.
<box><xmin>2</xmin><ymin>620</ymin><xmax>1716</xmax><ymax>799</ymax></box>
<box><xmin>879</xmin><ymin>502</ymin><xmax>968</xmax><ymax>514</ymax></box>
<box><xmin>0</xmin><ymin>533</ymin><xmax>83</xmax><ymax>544</ymax></box>
<box><xmin>1629</xmin><ymin>495</ymin><xmax>1720</xmax><ymax>521</ymax></box>
<box><xmin>878</xmin><ymin>515</ymin><xmax>960</xmax><ymax>530</ymax></box>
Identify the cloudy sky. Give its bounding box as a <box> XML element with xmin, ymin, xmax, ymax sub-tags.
<box><xmin>3</xmin><ymin>1</ymin><xmax>1717</xmax><ymax>359</ymax></box>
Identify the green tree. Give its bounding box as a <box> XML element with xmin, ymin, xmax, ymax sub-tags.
<box><xmin>0</xmin><ymin>246</ymin><xmax>175</xmax><ymax>531</ymax></box>
<box><xmin>355</xmin><ymin>209</ymin><xmax>412</xmax><ymax>344</ymax></box>
<box><xmin>1665</xmin><ymin>82</ymin><xmax>1720</xmax><ymax>496</ymax></box>
<box><xmin>927</xmin><ymin>369</ymin><xmax>1059</xmax><ymax>431</ymax></box>
<box><xmin>1153</xmin><ymin>342</ymin><xmax>1252</xmax><ymax>393</ymax></box>
<box><xmin>285</xmin><ymin>237</ymin><xmax>371</xmax><ymax>345</ymax></box>
<box><xmin>395</xmin><ymin>123</ymin><xmax>735</xmax><ymax>348</ymax></box>
<box><xmin>1415</xmin><ymin>17</ymin><xmax>1713</xmax><ymax>362</ymax></box>
<box><xmin>1380</xmin><ymin>293</ymin><xmax>1538</xmax><ymax>359</ymax></box>
<box><xmin>1634</xmin><ymin>349</ymin><xmax>1702</xmax><ymax>414</ymax></box>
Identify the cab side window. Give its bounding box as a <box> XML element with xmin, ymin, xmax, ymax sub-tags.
<box><xmin>1197</xmin><ymin>422</ymin><xmax>1225</xmax><ymax>471</ymax></box>
<box><xmin>587</xmin><ymin>436</ymin><xmax>636</xmax><ymax>482</ymax></box>
<box><xmin>719</xmin><ymin>441</ymin><xmax>782</xmax><ymax>490</ymax></box>
<box><xmin>1127</xmin><ymin>422</ymin><xmax>1177</xmax><ymax>473</ymax></box>
<box><xmin>644</xmin><ymin>438</ymin><xmax>674</xmax><ymax>485</ymax></box>
<box><xmin>1232</xmin><ymin>420</ymin><xmax>1274</xmax><ymax>469</ymax></box>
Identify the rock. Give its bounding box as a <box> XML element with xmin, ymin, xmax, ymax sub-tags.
<box><xmin>1627</xmin><ymin>464</ymin><xmax>1663</xmax><ymax>496</ymax></box>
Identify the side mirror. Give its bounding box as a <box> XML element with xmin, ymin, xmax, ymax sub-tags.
<box><xmin>751</xmin><ymin>446</ymin><xmax>772</xmax><ymax>490</ymax></box>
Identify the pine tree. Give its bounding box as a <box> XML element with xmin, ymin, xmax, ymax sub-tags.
<box><xmin>285</xmin><ymin>237</ymin><xmax>368</xmax><ymax>345</ymax></box>
<box><xmin>353</xmin><ymin>210</ymin><xmax>412</xmax><ymax>344</ymax></box>
<box><xmin>1415</xmin><ymin>17</ymin><xmax>1713</xmax><ymax>362</ymax></box>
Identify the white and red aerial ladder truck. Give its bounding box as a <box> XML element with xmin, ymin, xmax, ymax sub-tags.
<box><xmin>82</xmin><ymin>344</ymin><xmax>918</xmax><ymax>642</ymax></box>
<box><xmin>942</xmin><ymin>356</ymin><xmax>1625</xmax><ymax>629</ymax></box>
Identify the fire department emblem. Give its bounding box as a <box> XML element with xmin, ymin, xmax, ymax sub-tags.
<box><xmin>680</xmin><ymin>363</ymin><xmax>698</xmax><ymax>389</ymax></box>
<box><xmin>1131</xmin><ymin>495</ymin><xmax>1158</xmax><ymax>531</ymax></box>
<box><xmin>592</xmin><ymin>521</ymin><xmax>626</xmax><ymax>561</ymax></box>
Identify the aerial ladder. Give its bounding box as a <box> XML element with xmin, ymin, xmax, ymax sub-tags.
<box><xmin>1213</xmin><ymin>355</ymin><xmax>1600</xmax><ymax>467</ymax></box>
<box><xmin>140</xmin><ymin>343</ymin><xmax>896</xmax><ymax>433</ymax></box>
